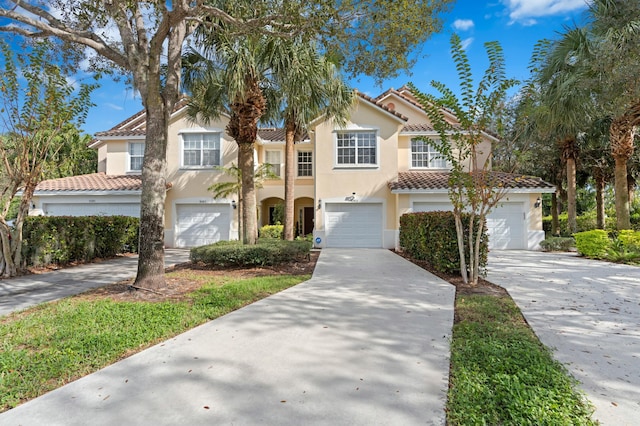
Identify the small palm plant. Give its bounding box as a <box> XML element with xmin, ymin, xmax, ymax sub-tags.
<box><xmin>208</xmin><ymin>163</ymin><xmax>278</xmax><ymax>243</ymax></box>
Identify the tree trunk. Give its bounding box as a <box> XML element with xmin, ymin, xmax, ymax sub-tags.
<box><xmin>134</xmin><ymin>104</ymin><xmax>169</xmax><ymax>290</ymax></box>
<box><xmin>551</xmin><ymin>190</ymin><xmax>560</xmax><ymax>236</ymax></box>
<box><xmin>283</xmin><ymin>120</ymin><xmax>296</xmax><ymax>241</ymax></box>
<box><xmin>454</xmin><ymin>213</ymin><xmax>468</xmax><ymax>284</ymax></box>
<box><xmin>566</xmin><ymin>157</ymin><xmax>577</xmax><ymax>234</ymax></box>
<box><xmin>627</xmin><ymin>172</ymin><xmax>636</xmax><ymax>207</ymax></box>
<box><xmin>594</xmin><ymin>170</ymin><xmax>606</xmax><ymax>229</ymax></box>
<box><xmin>614</xmin><ymin>156</ymin><xmax>631</xmax><ymax>230</ymax></box>
<box><xmin>239</xmin><ymin>143</ymin><xmax>258</xmax><ymax>244</ymax></box>
<box><xmin>610</xmin><ymin>116</ymin><xmax>634</xmax><ymax>230</ymax></box>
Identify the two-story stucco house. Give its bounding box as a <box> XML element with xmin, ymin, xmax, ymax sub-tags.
<box><xmin>31</xmin><ymin>86</ymin><xmax>554</xmax><ymax>250</ymax></box>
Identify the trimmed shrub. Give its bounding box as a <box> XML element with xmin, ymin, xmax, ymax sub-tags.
<box><xmin>574</xmin><ymin>230</ymin><xmax>611</xmax><ymax>258</ymax></box>
<box><xmin>618</xmin><ymin>230</ymin><xmax>640</xmax><ymax>251</ymax></box>
<box><xmin>22</xmin><ymin>216</ymin><xmax>139</xmax><ymax>267</ymax></box>
<box><xmin>539</xmin><ymin>237</ymin><xmax>576</xmax><ymax>252</ymax></box>
<box><xmin>190</xmin><ymin>239</ymin><xmax>312</xmax><ymax>267</ymax></box>
<box><xmin>399</xmin><ymin>211</ymin><xmax>488</xmax><ymax>275</ymax></box>
<box><xmin>543</xmin><ymin>211</ymin><xmax>640</xmax><ymax>236</ymax></box>
<box><xmin>259</xmin><ymin>224</ymin><xmax>283</xmax><ymax>239</ymax></box>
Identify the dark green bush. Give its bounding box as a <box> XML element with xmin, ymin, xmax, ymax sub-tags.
<box><xmin>574</xmin><ymin>230</ymin><xmax>611</xmax><ymax>258</ymax></box>
<box><xmin>190</xmin><ymin>239</ymin><xmax>312</xmax><ymax>267</ymax></box>
<box><xmin>22</xmin><ymin>216</ymin><xmax>139</xmax><ymax>267</ymax></box>
<box><xmin>399</xmin><ymin>211</ymin><xmax>488</xmax><ymax>275</ymax></box>
<box><xmin>539</xmin><ymin>237</ymin><xmax>576</xmax><ymax>252</ymax></box>
<box><xmin>258</xmin><ymin>224</ymin><xmax>283</xmax><ymax>239</ymax></box>
<box><xmin>543</xmin><ymin>211</ymin><xmax>640</xmax><ymax>236</ymax></box>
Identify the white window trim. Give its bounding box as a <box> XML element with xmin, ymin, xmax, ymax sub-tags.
<box><xmin>178</xmin><ymin>129</ymin><xmax>223</xmax><ymax>170</ymax></box>
<box><xmin>127</xmin><ymin>141</ymin><xmax>145</xmax><ymax>174</ymax></box>
<box><xmin>409</xmin><ymin>137</ymin><xmax>450</xmax><ymax>170</ymax></box>
<box><xmin>333</xmin><ymin>128</ymin><xmax>380</xmax><ymax>169</ymax></box>
<box><xmin>296</xmin><ymin>149</ymin><xmax>313</xmax><ymax>178</ymax></box>
<box><xmin>265</xmin><ymin>149</ymin><xmax>283</xmax><ymax>178</ymax></box>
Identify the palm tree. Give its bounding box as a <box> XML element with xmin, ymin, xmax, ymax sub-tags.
<box><xmin>183</xmin><ymin>28</ymin><xmax>274</xmax><ymax>244</ymax></box>
<box><xmin>533</xmin><ymin>28</ymin><xmax>595</xmax><ymax>234</ymax></box>
<box><xmin>267</xmin><ymin>40</ymin><xmax>354</xmax><ymax>240</ymax></box>
<box><xmin>585</xmin><ymin>0</ymin><xmax>640</xmax><ymax>229</ymax></box>
<box><xmin>208</xmin><ymin>163</ymin><xmax>278</xmax><ymax>242</ymax></box>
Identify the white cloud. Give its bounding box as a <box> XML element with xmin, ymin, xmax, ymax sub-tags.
<box><xmin>502</xmin><ymin>0</ymin><xmax>588</xmax><ymax>22</ymax></box>
<box><xmin>104</xmin><ymin>103</ymin><xmax>124</xmax><ymax>111</ymax></box>
<box><xmin>461</xmin><ymin>37</ymin><xmax>474</xmax><ymax>50</ymax></box>
<box><xmin>453</xmin><ymin>19</ymin><xmax>475</xmax><ymax>31</ymax></box>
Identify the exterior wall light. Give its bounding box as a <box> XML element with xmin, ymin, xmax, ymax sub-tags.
<box><xmin>232</xmin><ymin>200</ymin><xmax>237</xmax><ymax>209</ymax></box>
<box><xmin>534</xmin><ymin>197</ymin><xmax>541</xmax><ymax>208</ymax></box>
<box><xmin>317</xmin><ymin>199</ymin><xmax>322</xmax><ymax>210</ymax></box>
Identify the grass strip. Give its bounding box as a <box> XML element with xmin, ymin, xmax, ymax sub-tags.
<box><xmin>447</xmin><ymin>294</ymin><xmax>597</xmax><ymax>425</ymax></box>
<box><xmin>0</xmin><ymin>273</ymin><xmax>308</xmax><ymax>412</ymax></box>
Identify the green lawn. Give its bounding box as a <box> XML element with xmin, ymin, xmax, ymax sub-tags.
<box><xmin>447</xmin><ymin>294</ymin><xmax>597</xmax><ymax>425</ymax></box>
<box><xmin>0</xmin><ymin>272</ymin><xmax>308</xmax><ymax>412</ymax></box>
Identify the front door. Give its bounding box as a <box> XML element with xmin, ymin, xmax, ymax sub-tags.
<box><xmin>303</xmin><ymin>207</ymin><xmax>314</xmax><ymax>236</ymax></box>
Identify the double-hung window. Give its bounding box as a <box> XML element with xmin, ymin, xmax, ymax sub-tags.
<box><xmin>336</xmin><ymin>131</ymin><xmax>377</xmax><ymax>166</ymax></box>
<box><xmin>297</xmin><ymin>151</ymin><xmax>313</xmax><ymax>177</ymax></box>
<box><xmin>265</xmin><ymin>150</ymin><xmax>282</xmax><ymax>177</ymax></box>
<box><xmin>182</xmin><ymin>133</ymin><xmax>221</xmax><ymax>167</ymax></box>
<box><xmin>411</xmin><ymin>138</ymin><xmax>448</xmax><ymax>169</ymax></box>
<box><xmin>128</xmin><ymin>142</ymin><xmax>144</xmax><ymax>172</ymax></box>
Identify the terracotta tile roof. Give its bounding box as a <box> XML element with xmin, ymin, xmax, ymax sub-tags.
<box><xmin>356</xmin><ymin>91</ymin><xmax>408</xmax><ymax>121</ymax></box>
<box><xmin>403</xmin><ymin>123</ymin><xmax>436</xmax><ymax>132</ymax></box>
<box><xmin>93</xmin><ymin>98</ymin><xmax>190</xmax><ymax>139</ymax></box>
<box><xmin>258</xmin><ymin>128</ymin><xmax>309</xmax><ymax>143</ymax></box>
<box><xmin>389</xmin><ymin>171</ymin><xmax>555</xmax><ymax>191</ymax></box>
<box><xmin>35</xmin><ymin>173</ymin><xmax>173</xmax><ymax>192</ymax></box>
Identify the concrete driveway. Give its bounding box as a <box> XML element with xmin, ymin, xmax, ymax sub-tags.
<box><xmin>0</xmin><ymin>249</ymin><xmax>191</xmax><ymax>317</ymax></box>
<box><xmin>0</xmin><ymin>249</ymin><xmax>455</xmax><ymax>425</ymax></box>
<box><xmin>487</xmin><ymin>250</ymin><xmax>640</xmax><ymax>426</ymax></box>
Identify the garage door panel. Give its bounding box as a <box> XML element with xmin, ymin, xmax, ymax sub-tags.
<box><xmin>44</xmin><ymin>203</ymin><xmax>140</xmax><ymax>217</ymax></box>
<box><xmin>413</xmin><ymin>201</ymin><xmax>525</xmax><ymax>250</ymax></box>
<box><xmin>176</xmin><ymin>204</ymin><xmax>230</xmax><ymax>248</ymax></box>
<box><xmin>325</xmin><ymin>203</ymin><xmax>383</xmax><ymax>248</ymax></box>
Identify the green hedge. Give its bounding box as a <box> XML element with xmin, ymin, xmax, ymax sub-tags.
<box><xmin>539</xmin><ymin>237</ymin><xmax>576</xmax><ymax>252</ymax></box>
<box><xmin>190</xmin><ymin>239</ymin><xmax>312</xmax><ymax>267</ymax></box>
<box><xmin>618</xmin><ymin>230</ymin><xmax>640</xmax><ymax>250</ymax></box>
<box><xmin>574</xmin><ymin>230</ymin><xmax>611</xmax><ymax>258</ymax></box>
<box><xmin>399</xmin><ymin>211</ymin><xmax>488</xmax><ymax>275</ymax></box>
<box><xmin>544</xmin><ymin>212</ymin><xmax>640</xmax><ymax>235</ymax></box>
<box><xmin>258</xmin><ymin>224</ymin><xmax>283</xmax><ymax>239</ymax></box>
<box><xmin>22</xmin><ymin>216</ymin><xmax>139</xmax><ymax>267</ymax></box>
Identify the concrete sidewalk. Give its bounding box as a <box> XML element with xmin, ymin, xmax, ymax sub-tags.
<box><xmin>487</xmin><ymin>250</ymin><xmax>640</xmax><ymax>426</ymax></box>
<box><xmin>0</xmin><ymin>249</ymin><xmax>455</xmax><ymax>425</ymax></box>
<box><xmin>0</xmin><ymin>249</ymin><xmax>190</xmax><ymax>317</ymax></box>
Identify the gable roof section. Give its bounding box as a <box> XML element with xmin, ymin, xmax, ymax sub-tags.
<box><xmin>355</xmin><ymin>91</ymin><xmax>408</xmax><ymax>122</ymax></box>
<box><xmin>34</xmin><ymin>173</ymin><xmax>172</xmax><ymax>194</ymax></box>
<box><xmin>389</xmin><ymin>171</ymin><xmax>555</xmax><ymax>193</ymax></box>
<box><xmin>257</xmin><ymin>128</ymin><xmax>310</xmax><ymax>143</ymax></box>
<box><xmin>89</xmin><ymin>98</ymin><xmax>191</xmax><ymax>147</ymax></box>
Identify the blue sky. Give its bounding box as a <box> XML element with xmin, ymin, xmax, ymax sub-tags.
<box><xmin>80</xmin><ymin>0</ymin><xmax>591</xmax><ymax>135</ymax></box>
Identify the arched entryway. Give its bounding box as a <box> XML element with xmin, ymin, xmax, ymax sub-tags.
<box><xmin>295</xmin><ymin>197</ymin><xmax>315</xmax><ymax>237</ymax></box>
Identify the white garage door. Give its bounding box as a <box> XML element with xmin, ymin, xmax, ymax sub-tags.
<box><xmin>175</xmin><ymin>204</ymin><xmax>230</xmax><ymax>248</ymax></box>
<box><xmin>413</xmin><ymin>202</ymin><xmax>525</xmax><ymax>250</ymax></box>
<box><xmin>486</xmin><ymin>203</ymin><xmax>525</xmax><ymax>249</ymax></box>
<box><xmin>325</xmin><ymin>203</ymin><xmax>383</xmax><ymax>248</ymax></box>
<box><xmin>44</xmin><ymin>203</ymin><xmax>140</xmax><ymax>217</ymax></box>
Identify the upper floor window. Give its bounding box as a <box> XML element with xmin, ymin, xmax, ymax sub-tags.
<box><xmin>411</xmin><ymin>138</ymin><xmax>448</xmax><ymax>169</ymax></box>
<box><xmin>182</xmin><ymin>133</ymin><xmax>221</xmax><ymax>167</ymax></box>
<box><xmin>297</xmin><ymin>151</ymin><xmax>313</xmax><ymax>177</ymax></box>
<box><xmin>336</xmin><ymin>131</ymin><xmax>377</xmax><ymax>166</ymax></box>
<box><xmin>128</xmin><ymin>142</ymin><xmax>144</xmax><ymax>172</ymax></box>
<box><xmin>265</xmin><ymin>150</ymin><xmax>282</xmax><ymax>177</ymax></box>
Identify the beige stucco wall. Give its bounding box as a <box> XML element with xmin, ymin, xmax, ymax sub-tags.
<box><xmin>312</xmin><ymin>100</ymin><xmax>404</xmax><ymax>232</ymax></box>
